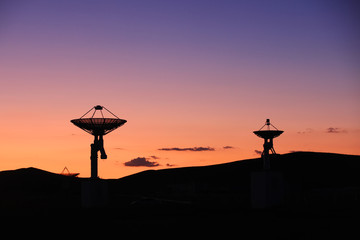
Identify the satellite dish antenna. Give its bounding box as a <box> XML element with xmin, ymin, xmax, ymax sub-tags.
<box><xmin>71</xmin><ymin>105</ymin><xmax>127</xmax><ymax>179</ymax></box>
<box><xmin>60</xmin><ymin>166</ymin><xmax>79</xmax><ymax>177</ymax></box>
<box><xmin>253</xmin><ymin>119</ymin><xmax>283</xmax><ymax>170</ymax></box>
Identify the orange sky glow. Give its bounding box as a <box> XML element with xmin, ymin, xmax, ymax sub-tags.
<box><xmin>1</xmin><ymin>1</ymin><xmax>359</xmax><ymax>178</ymax></box>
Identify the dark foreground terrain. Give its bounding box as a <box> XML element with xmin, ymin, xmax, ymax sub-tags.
<box><xmin>1</xmin><ymin>152</ymin><xmax>360</xmax><ymax>238</ymax></box>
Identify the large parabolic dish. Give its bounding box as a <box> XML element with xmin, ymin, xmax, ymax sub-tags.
<box><xmin>71</xmin><ymin>118</ymin><xmax>127</xmax><ymax>136</ymax></box>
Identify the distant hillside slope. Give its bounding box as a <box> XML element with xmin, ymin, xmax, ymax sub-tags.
<box><xmin>0</xmin><ymin>152</ymin><xmax>359</xmax><ymax>209</ymax></box>
<box><xmin>111</xmin><ymin>151</ymin><xmax>360</xmax><ymax>193</ymax></box>
<box><xmin>106</xmin><ymin>152</ymin><xmax>360</xmax><ymax>210</ymax></box>
<box><xmin>0</xmin><ymin>167</ymin><xmax>80</xmax><ymax>208</ymax></box>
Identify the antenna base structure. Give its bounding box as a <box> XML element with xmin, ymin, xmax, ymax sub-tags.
<box><xmin>253</xmin><ymin>119</ymin><xmax>283</xmax><ymax>170</ymax></box>
<box><xmin>71</xmin><ymin>105</ymin><xmax>127</xmax><ymax>179</ymax></box>
<box><xmin>90</xmin><ymin>135</ymin><xmax>106</xmax><ymax>179</ymax></box>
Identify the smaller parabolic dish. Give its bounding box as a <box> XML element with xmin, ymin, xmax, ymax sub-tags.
<box><xmin>253</xmin><ymin>130</ymin><xmax>284</xmax><ymax>139</ymax></box>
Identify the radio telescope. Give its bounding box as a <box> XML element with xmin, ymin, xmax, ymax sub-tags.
<box><xmin>253</xmin><ymin>119</ymin><xmax>283</xmax><ymax>170</ymax></box>
<box><xmin>71</xmin><ymin>105</ymin><xmax>127</xmax><ymax>179</ymax></box>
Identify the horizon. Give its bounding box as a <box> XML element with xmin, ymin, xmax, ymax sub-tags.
<box><xmin>1</xmin><ymin>150</ymin><xmax>360</xmax><ymax>180</ymax></box>
<box><xmin>2</xmin><ymin>151</ymin><xmax>360</xmax><ymax>179</ymax></box>
<box><xmin>1</xmin><ymin>1</ymin><xmax>359</xmax><ymax>178</ymax></box>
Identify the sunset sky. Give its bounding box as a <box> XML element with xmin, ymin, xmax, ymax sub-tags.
<box><xmin>1</xmin><ymin>0</ymin><xmax>359</xmax><ymax>178</ymax></box>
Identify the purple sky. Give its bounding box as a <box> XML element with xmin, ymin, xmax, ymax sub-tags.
<box><xmin>1</xmin><ymin>0</ymin><xmax>359</xmax><ymax>177</ymax></box>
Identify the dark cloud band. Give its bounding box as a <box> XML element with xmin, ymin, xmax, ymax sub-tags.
<box><xmin>124</xmin><ymin>157</ymin><xmax>160</xmax><ymax>167</ymax></box>
<box><xmin>158</xmin><ymin>147</ymin><xmax>215</xmax><ymax>152</ymax></box>
<box><xmin>326</xmin><ymin>127</ymin><xmax>347</xmax><ymax>133</ymax></box>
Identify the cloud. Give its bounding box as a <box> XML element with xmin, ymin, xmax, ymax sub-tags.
<box><xmin>254</xmin><ymin>150</ymin><xmax>262</xmax><ymax>155</ymax></box>
<box><xmin>326</xmin><ymin>127</ymin><xmax>347</xmax><ymax>133</ymax></box>
<box><xmin>223</xmin><ymin>146</ymin><xmax>234</xmax><ymax>149</ymax></box>
<box><xmin>149</xmin><ymin>155</ymin><xmax>160</xmax><ymax>159</ymax></box>
<box><xmin>158</xmin><ymin>147</ymin><xmax>215</xmax><ymax>152</ymax></box>
<box><xmin>297</xmin><ymin>128</ymin><xmax>313</xmax><ymax>134</ymax></box>
<box><xmin>124</xmin><ymin>157</ymin><xmax>160</xmax><ymax>167</ymax></box>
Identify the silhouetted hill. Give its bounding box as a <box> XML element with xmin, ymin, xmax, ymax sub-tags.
<box><xmin>1</xmin><ymin>152</ymin><xmax>360</xmax><ymax>211</ymax></box>
<box><xmin>111</xmin><ymin>151</ymin><xmax>360</xmax><ymax>193</ymax></box>
<box><xmin>2</xmin><ymin>152</ymin><xmax>360</xmax><ymax>237</ymax></box>
<box><xmin>0</xmin><ymin>167</ymin><xmax>81</xmax><ymax>209</ymax></box>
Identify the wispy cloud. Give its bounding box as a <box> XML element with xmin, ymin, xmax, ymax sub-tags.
<box><xmin>158</xmin><ymin>147</ymin><xmax>215</xmax><ymax>152</ymax></box>
<box><xmin>326</xmin><ymin>127</ymin><xmax>347</xmax><ymax>133</ymax></box>
<box><xmin>254</xmin><ymin>150</ymin><xmax>262</xmax><ymax>155</ymax></box>
<box><xmin>223</xmin><ymin>146</ymin><xmax>234</xmax><ymax>149</ymax></box>
<box><xmin>297</xmin><ymin>128</ymin><xmax>313</xmax><ymax>134</ymax></box>
<box><xmin>124</xmin><ymin>157</ymin><xmax>160</xmax><ymax>167</ymax></box>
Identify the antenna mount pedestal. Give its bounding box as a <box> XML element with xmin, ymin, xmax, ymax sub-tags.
<box><xmin>90</xmin><ymin>135</ymin><xmax>107</xmax><ymax>179</ymax></box>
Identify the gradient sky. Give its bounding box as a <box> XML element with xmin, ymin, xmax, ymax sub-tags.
<box><xmin>1</xmin><ymin>0</ymin><xmax>359</xmax><ymax>178</ymax></box>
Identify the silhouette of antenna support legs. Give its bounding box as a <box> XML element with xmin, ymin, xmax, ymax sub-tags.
<box><xmin>90</xmin><ymin>135</ymin><xmax>107</xmax><ymax>179</ymax></box>
<box><xmin>261</xmin><ymin>138</ymin><xmax>276</xmax><ymax>170</ymax></box>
